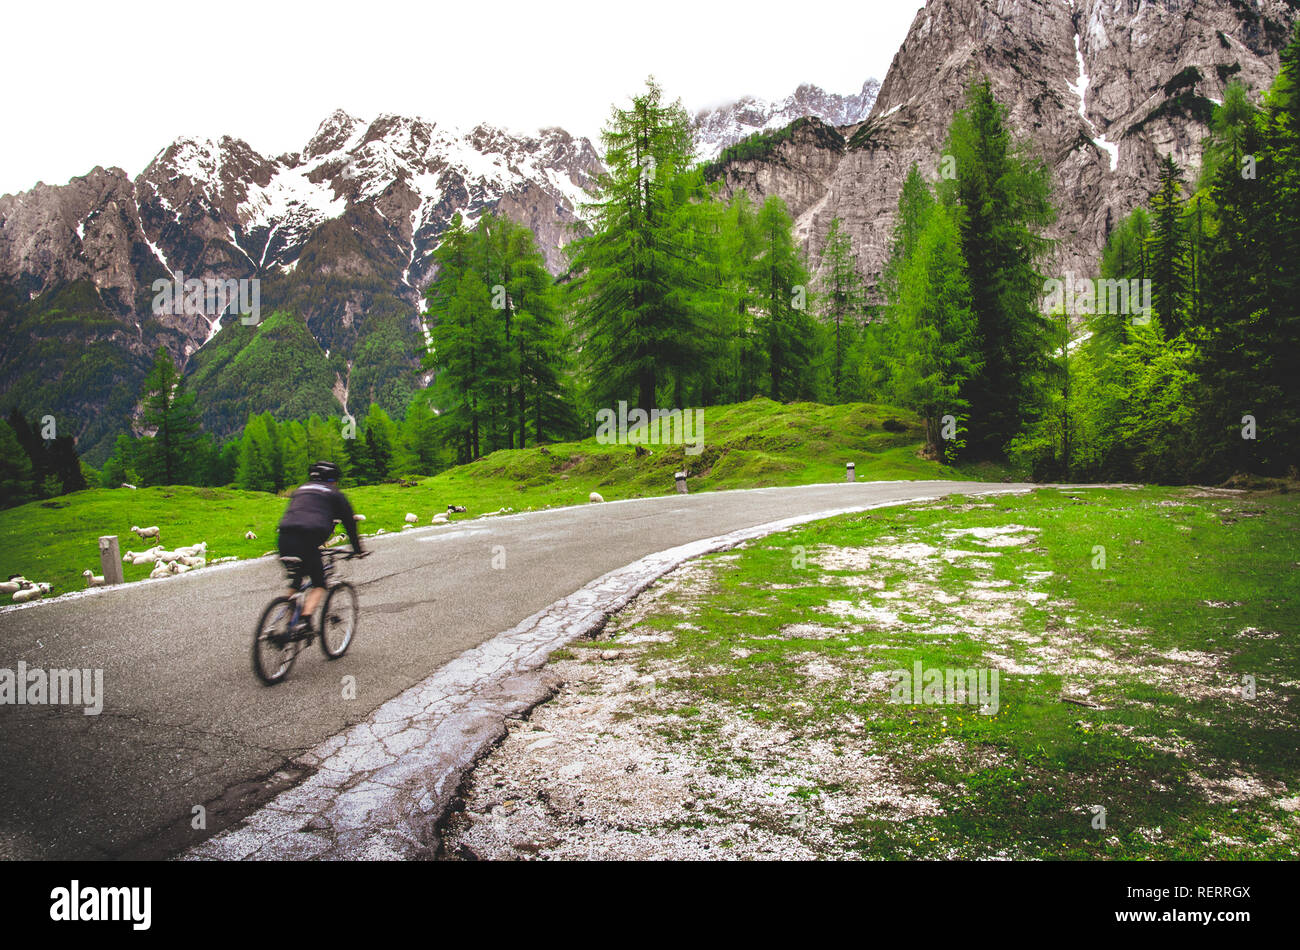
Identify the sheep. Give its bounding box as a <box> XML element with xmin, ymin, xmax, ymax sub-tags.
<box><xmin>589</xmin><ymin>492</ymin><xmax>604</xmax><ymax>503</ymax></box>
<box><xmin>131</xmin><ymin>525</ymin><xmax>161</xmax><ymax>540</ymax></box>
<box><xmin>178</xmin><ymin>556</ymin><xmax>205</xmax><ymax>568</ymax></box>
<box><xmin>376</xmin><ymin>528</ymin><xmax>387</xmax><ymax>536</ymax></box>
<box><xmin>12</xmin><ymin>587</ymin><xmax>41</xmax><ymax>603</ymax></box>
<box><xmin>82</xmin><ymin>570</ymin><xmax>106</xmax><ymax>587</ymax></box>
<box><xmin>174</xmin><ymin>542</ymin><xmax>206</xmax><ymax>558</ymax></box>
<box><xmin>404</xmin><ymin>513</ymin><xmax>418</xmax><ymax>524</ymax></box>
<box><xmin>244</xmin><ymin>531</ymin><xmax>257</xmax><ymax>541</ymax></box>
<box><xmin>149</xmin><ymin>562</ymin><xmax>171</xmax><ymax>579</ymax></box>
<box><xmin>447</xmin><ymin>504</ymin><xmax>467</xmax><ymax>513</ymax></box>
<box><xmin>354</xmin><ymin>514</ymin><xmax>366</xmax><ymax>522</ymax></box>
<box><xmin>431</xmin><ymin>512</ymin><xmax>449</xmax><ymax>524</ymax></box>
<box><xmin>123</xmin><ymin>546</ymin><xmax>163</xmax><ymax>563</ymax></box>
<box><xmin>169</xmin><ymin>562</ymin><xmax>191</xmax><ymax>574</ymax></box>
<box><xmin>0</xmin><ymin>577</ymin><xmax>25</xmax><ymax>595</ymax></box>
<box><xmin>210</xmin><ymin>556</ymin><xmax>238</xmax><ymax>564</ymax></box>
<box><xmin>121</xmin><ymin>482</ymin><xmax>137</xmax><ymax>490</ymax></box>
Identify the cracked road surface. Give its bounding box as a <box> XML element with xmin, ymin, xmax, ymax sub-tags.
<box><xmin>0</xmin><ymin>479</ymin><xmax>1031</xmax><ymax>859</ymax></box>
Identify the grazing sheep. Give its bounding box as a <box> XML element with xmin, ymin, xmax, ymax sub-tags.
<box><xmin>131</xmin><ymin>525</ymin><xmax>161</xmax><ymax>539</ymax></box>
<box><xmin>82</xmin><ymin>570</ymin><xmax>106</xmax><ymax>587</ymax></box>
<box><xmin>121</xmin><ymin>482</ymin><xmax>137</xmax><ymax>490</ymax></box>
<box><xmin>244</xmin><ymin>531</ymin><xmax>257</xmax><ymax>540</ymax></box>
<box><xmin>12</xmin><ymin>587</ymin><xmax>41</xmax><ymax>603</ymax></box>
<box><xmin>404</xmin><ymin>513</ymin><xmax>418</xmax><ymax>524</ymax></box>
<box><xmin>589</xmin><ymin>492</ymin><xmax>604</xmax><ymax>503</ymax></box>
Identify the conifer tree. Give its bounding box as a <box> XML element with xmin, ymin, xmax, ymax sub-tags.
<box><xmin>138</xmin><ymin>347</ymin><xmax>202</xmax><ymax>485</ymax></box>
<box><xmin>938</xmin><ymin>78</ymin><xmax>1055</xmax><ymax>459</ymax></box>
<box><xmin>569</xmin><ymin>78</ymin><xmax>711</xmax><ymax>412</ymax></box>
<box><xmin>817</xmin><ymin>217</ymin><xmax>866</xmax><ymax>401</ymax></box>
<box><xmin>1147</xmin><ymin>155</ymin><xmax>1189</xmax><ymax>338</ymax></box>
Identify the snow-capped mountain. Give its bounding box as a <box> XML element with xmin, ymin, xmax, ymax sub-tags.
<box><xmin>692</xmin><ymin>79</ymin><xmax>879</xmax><ymax>161</ymax></box>
<box><xmin>0</xmin><ymin>111</ymin><xmax>603</xmax><ymax>458</ymax></box>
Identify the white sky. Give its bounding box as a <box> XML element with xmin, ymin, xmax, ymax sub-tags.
<box><xmin>1</xmin><ymin>0</ymin><xmax>924</xmax><ymax>196</ymax></box>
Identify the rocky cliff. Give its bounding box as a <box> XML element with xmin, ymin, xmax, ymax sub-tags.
<box><xmin>707</xmin><ymin>0</ymin><xmax>1297</xmax><ymax>290</ymax></box>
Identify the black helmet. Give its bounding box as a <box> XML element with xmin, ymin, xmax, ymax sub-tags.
<box><xmin>309</xmin><ymin>460</ymin><xmax>342</xmax><ymax>482</ymax></box>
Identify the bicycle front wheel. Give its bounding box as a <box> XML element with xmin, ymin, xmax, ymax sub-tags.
<box><xmin>319</xmin><ymin>582</ymin><xmax>358</xmax><ymax>658</ymax></box>
<box><xmin>253</xmin><ymin>596</ymin><xmax>299</xmax><ymax>685</ymax></box>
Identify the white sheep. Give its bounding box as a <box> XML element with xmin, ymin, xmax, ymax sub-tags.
<box><xmin>210</xmin><ymin>556</ymin><xmax>238</xmax><ymax>564</ymax></box>
<box><xmin>244</xmin><ymin>531</ymin><xmax>257</xmax><ymax>540</ymax></box>
<box><xmin>149</xmin><ymin>562</ymin><xmax>171</xmax><ymax>579</ymax></box>
<box><xmin>354</xmin><ymin>513</ymin><xmax>366</xmax><ymax>522</ymax></box>
<box><xmin>0</xmin><ymin>577</ymin><xmax>25</xmax><ymax>595</ymax></box>
<box><xmin>404</xmin><ymin>512</ymin><xmax>418</xmax><ymax>524</ymax></box>
<box><xmin>589</xmin><ymin>492</ymin><xmax>604</xmax><ymax>503</ymax></box>
<box><xmin>173</xmin><ymin>542</ymin><xmax>206</xmax><ymax>558</ymax></box>
<box><xmin>123</xmin><ymin>546</ymin><xmax>161</xmax><ymax>563</ymax></box>
<box><xmin>376</xmin><ymin>528</ymin><xmax>387</xmax><ymax>535</ymax></box>
<box><xmin>82</xmin><ymin>570</ymin><xmax>106</xmax><ymax>587</ymax></box>
<box><xmin>178</xmin><ymin>556</ymin><xmax>205</xmax><ymax>568</ymax></box>
<box><xmin>132</xmin><ymin>525</ymin><xmax>161</xmax><ymax>539</ymax></box>
<box><xmin>121</xmin><ymin>482</ymin><xmax>137</xmax><ymax>490</ymax></box>
<box><xmin>12</xmin><ymin>587</ymin><xmax>41</xmax><ymax>603</ymax></box>
<box><xmin>169</xmin><ymin>562</ymin><xmax>191</xmax><ymax>574</ymax></box>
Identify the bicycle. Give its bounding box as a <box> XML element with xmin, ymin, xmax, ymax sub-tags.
<box><xmin>252</xmin><ymin>547</ymin><xmax>369</xmax><ymax>685</ymax></box>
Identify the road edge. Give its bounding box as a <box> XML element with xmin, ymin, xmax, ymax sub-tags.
<box><xmin>179</xmin><ymin>484</ymin><xmax>1034</xmax><ymax>860</ymax></box>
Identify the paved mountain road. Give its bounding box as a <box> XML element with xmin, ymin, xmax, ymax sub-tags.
<box><xmin>0</xmin><ymin>479</ymin><xmax>1032</xmax><ymax>859</ymax></box>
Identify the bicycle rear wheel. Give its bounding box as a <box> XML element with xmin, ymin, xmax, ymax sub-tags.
<box><xmin>319</xmin><ymin>582</ymin><xmax>358</xmax><ymax>658</ymax></box>
<box><xmin>253</xmin><ymin>596</ymin><xmax>300</xmax><ymax>685</ymax></box>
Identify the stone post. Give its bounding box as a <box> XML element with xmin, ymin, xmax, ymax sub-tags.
<box><xmin>99</xmin><ymin>536</ymin><xmax>124</xmax><ymax>586</ymax></box>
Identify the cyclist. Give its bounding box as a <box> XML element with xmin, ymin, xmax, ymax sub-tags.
<box><xmin>277</xmin><ymin>461</ymin><xmax>365</xmax><ymax>636</ymax></box>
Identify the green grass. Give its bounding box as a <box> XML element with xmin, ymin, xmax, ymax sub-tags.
<box><xmin>584</xmin><ymin>486</ymin><xmax>1300</xmax><ymax>859</ymax></box>
<box><xmin>0</xmin><ymin>397</ymin><xmax>1007</xmax><ymax>597</ymax></box>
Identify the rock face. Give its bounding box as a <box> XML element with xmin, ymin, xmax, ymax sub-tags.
<box><xmin>692</xmin><ymin>79</ymin><xmax>880</xmax><ymax>161</ymax></box>
<box><xmin>707</xmin><ymin>0</ymin><xmax>1297</xmax><ymax>289</ymax></box>
<box><xmin>0</xmin><ymin>113</ymin><xmax>603</xmax><ymax>459</ymax></box>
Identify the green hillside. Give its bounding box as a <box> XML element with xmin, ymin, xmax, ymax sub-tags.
<box><xmin>0</xmin><ymin>398</ymin><xmax>1001</xmax><ymax>598</ymax></box>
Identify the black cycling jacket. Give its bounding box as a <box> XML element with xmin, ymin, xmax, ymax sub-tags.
<box><xmin>277</xmin><ymin>482</ymin><xmax>364</xmax><ymax>550</ymax></box>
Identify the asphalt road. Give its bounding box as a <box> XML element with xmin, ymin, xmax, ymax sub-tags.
<box><xmin>0</xmin><ymin>479</ymin><xmax>1031</xmax><ymax>859</ymax></box>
